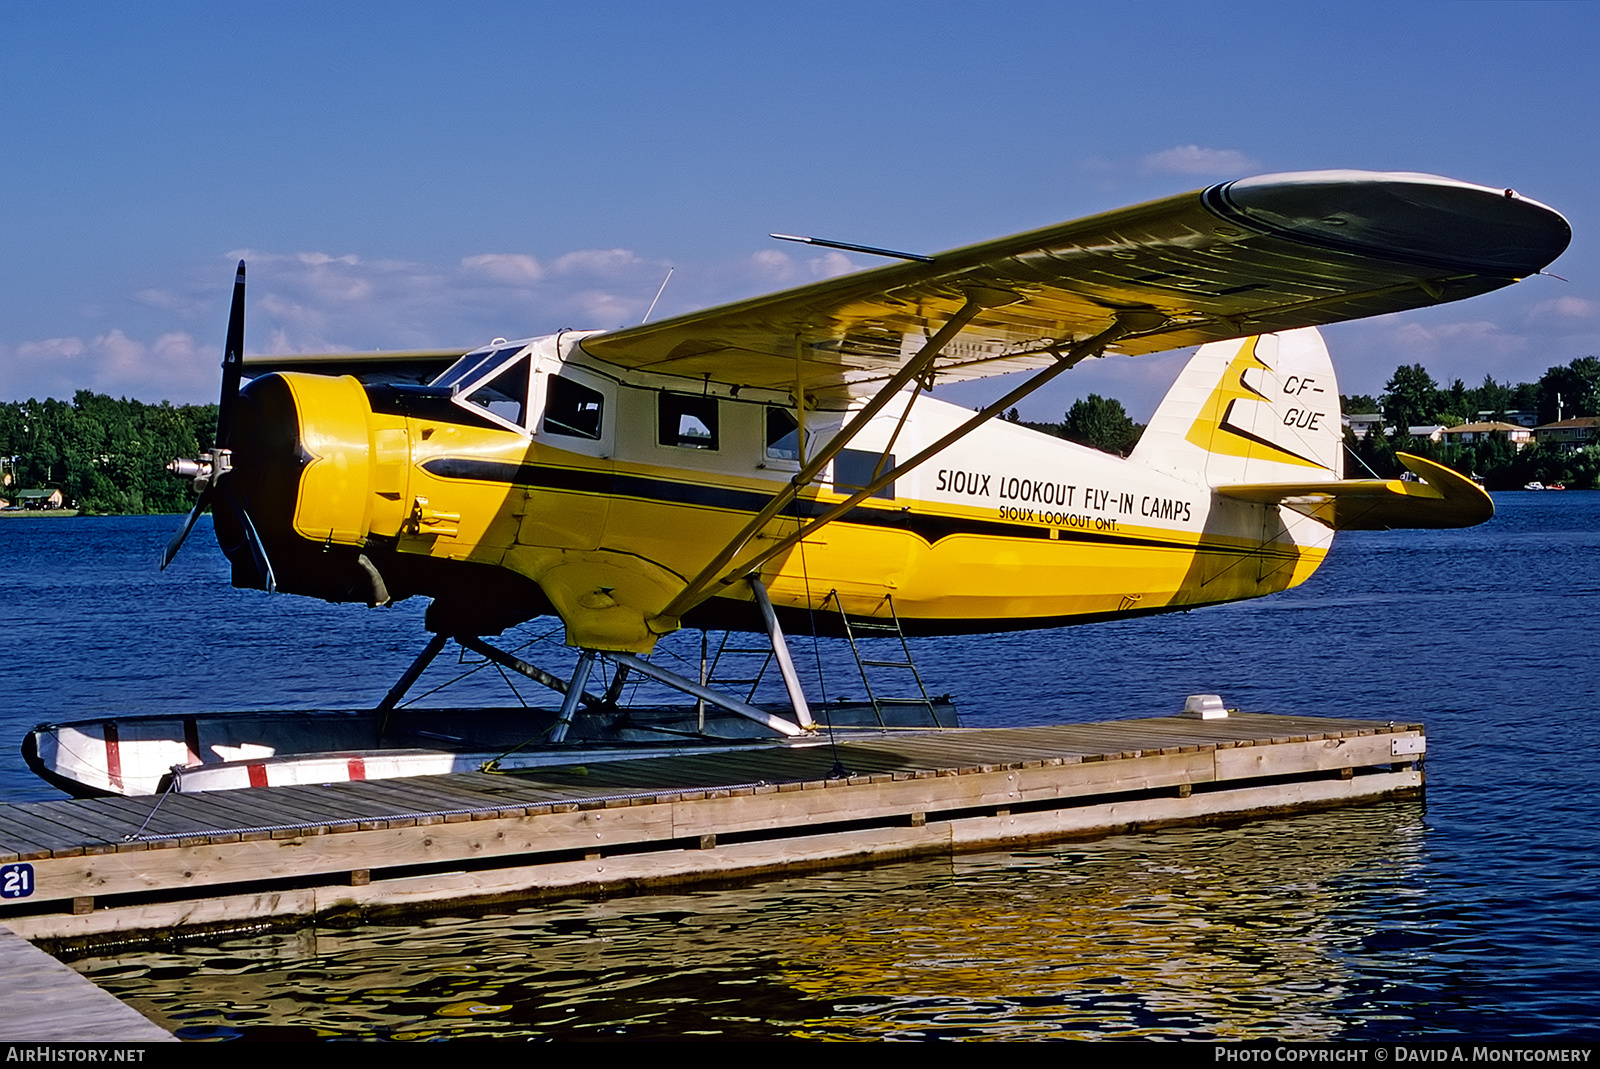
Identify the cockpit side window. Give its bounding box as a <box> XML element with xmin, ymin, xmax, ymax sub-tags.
<box><xmin>765</xmin><ymin>407</ymin><xmax>806</xmax><ymax>461</ymax></box>
<box><xmin>659</xmin><ymin>393</ymin><xmax>719</xmax><ymax>450</ymax></box>
<box><xmin>543</xmin><ymin>375</ymin><xmax>604</xmax><ymax>440</ymax></box>
<box><xmin>834</xmin><ymin>447</ymin><xmax>895</xmax><ymax>500</ymax></box>
<box><xmin>434</xmin><ymin>345</ymin><xmax>534</xmax><ymax>433</ymax></box>
<box><xmin>465</xmin><ymin>358</ymin><xmax>529</xmax><ymax>426</ymax></box>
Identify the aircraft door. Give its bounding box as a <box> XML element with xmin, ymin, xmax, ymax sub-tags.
<box><xmin>517</xmin><ymin>369</ymin><xmax>613</xmax><ymax>552</ymax></box>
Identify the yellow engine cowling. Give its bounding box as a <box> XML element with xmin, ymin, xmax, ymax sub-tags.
<box><xmin>229</xmin><ymin>372</ymin><xmax>381</xmax><ymax>603</ymax></box>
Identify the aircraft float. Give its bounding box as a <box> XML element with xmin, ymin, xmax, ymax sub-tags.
<box><xmin>24</xmin><ymin>170</ymin><xmax>1571</xmax><ymax>796</ymax></box>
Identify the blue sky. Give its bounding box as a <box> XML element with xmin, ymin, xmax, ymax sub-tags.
<box><xmin>2</xmin><ymin>1</ymin><xmax>1595</xmax><ymax>419</ymax></box>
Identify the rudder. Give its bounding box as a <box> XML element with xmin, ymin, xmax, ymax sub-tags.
<box><xmin>1131</xmin><ymin>327</ymin><xmax>1343</xmax><ymax>486</ymax></box>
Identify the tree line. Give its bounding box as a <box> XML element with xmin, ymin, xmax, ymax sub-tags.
<box><xmin>1013</xmin><ymin>356</ymin><xmax>1600</xmax><ymax>490</ymax></box>
<box><xmin>0</xmin><ymin>392</ymin><xmax>217</xmax><ymax>514</ymax></box>
<box><xmin>1344</xmin><ymin>356</ymin><xmax>1600</xmax><ymax>489</ymax></box>
<box><xmin>4</xmin><ymin>357</ymin><xmax>1596</xmax><ymax>517</ymax></box>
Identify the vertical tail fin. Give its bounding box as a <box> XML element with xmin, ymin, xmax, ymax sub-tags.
<box><xmin>1131</xmin><ymin>327</ymin><xmax>1343</xmax><ymax>486</ymax></box>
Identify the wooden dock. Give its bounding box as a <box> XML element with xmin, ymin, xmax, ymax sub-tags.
<box><xmin>0</xmin><ymin>924</ymin><xmax>174</xmax><ymax>1040</ymax></box>
<box><xmin>0</xmin><ymin>712</ymin><xmax>1425</xmax><ymax>951</ymax></box>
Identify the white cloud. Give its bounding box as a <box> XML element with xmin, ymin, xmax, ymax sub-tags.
<box><xmin>8</xmin><ymin>240</ymin><xmax>1587</xmax><ymax>410</ymax></box>
<box><xmin>6</xmin><ymin>244</ymin><xmax>691</xmax><ymax>396</ymax></box>
<box><xmin>1140</xmin><ymin>145</ymin><xmax>1260</xmax><ymax>176</ymax></box>
<box><xmin>17</xmin><ymin>336</ymin><xmax>87</xmax><ymax>361</ymax></box>
<box><xmin>742</xmin><ymin>248</ymin><xmax>858</xmax><ymax>286</ymax></box>
<box><xmin>1387</xmin><ymin>319</ymin><xmax>1528</xmax><ymax>359</ymax></box>
<box><xmin>1530</xmin><ymin>295</ymin><xmax>1597</xmax><ymax>321</ymax></box>
<box><xmin>571</xmin><ymin>290</ymin><xmax>642</xmax><ymax>325</ymax></box>
<box><xmin>1315</xmin><ymin>297</ymin><xmax>1600</xmax><ymax>400</ymax></box>
<box><xmin>297</xmin><ymin>252</ymin><xmax>359</xmax><ymax>267</ymax></box>
<box><xmin>811</xmin><ymin>251</ymin><xmax>857</xmax><ymax>279</ymax></box>
<box><xmin>93</xmin><ymin>329</ymin><xmax>147</xmax><ymax>379</ymax></box>
<box><xmin>1</xmin><ymin>330</ymin><xmax>211</xmax><ymax>402</ymax></box>
<box><xmin>17</xmin><ymin>228</ymin><xmax>1574</xmax><ymax>411</ymax></box>
<box><xmin>550</xmin><ymin>249</ymin><xmax>646</xmax><ymax>277</ymax></box>
<box><xmin>461</xmin><ymin>253</ymin><xmax>545</xmax><ymax>284</ymax></box>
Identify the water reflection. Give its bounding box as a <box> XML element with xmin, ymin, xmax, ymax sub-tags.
<box><xmin>77</xmin><ymin>802</ymin><xmax>1431</xmax><ymax>1041</ymax></box>
<box><xmin>15</xmin><ymin>498</ymin><xmax>1600</xmax><ymax>1038</ymax></box>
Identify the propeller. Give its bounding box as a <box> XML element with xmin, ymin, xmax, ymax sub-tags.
<box><xmin>160</xmin><ymin>261</ymin><xmax>276</xmax><ymax>590</ymax></box>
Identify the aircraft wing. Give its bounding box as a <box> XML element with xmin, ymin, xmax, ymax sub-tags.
<box><xmin>241</xmin><ymin>349</ymin><xmax>468</xmax><ymax>386</ymax></box>
<box><xmin>1216</xmin><ymin>453</ymin><xmax>1493</xmax><ymax>530</ymax></box>
<box><xmin>580</xmin><ymin>171</ymin><xmax>1569</xmax><ymax>396</ymax></box>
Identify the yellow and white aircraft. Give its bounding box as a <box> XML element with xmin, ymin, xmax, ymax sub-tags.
<box><xmin>163</xmin><ymin>170</ymin><xmax>1568</xmax><ymax>738</ymax></box>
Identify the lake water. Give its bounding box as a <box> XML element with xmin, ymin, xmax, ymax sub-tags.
<box><xmin>1</xmin><ymin>495</ymin><xmax>1597</xmax><ymax>1040</ymax></box>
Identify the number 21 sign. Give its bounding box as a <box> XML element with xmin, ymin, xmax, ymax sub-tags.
<box><xmin>1</xmin><ymin>863</ymin><xmax>34</xmax><ymax>899</ymax></box>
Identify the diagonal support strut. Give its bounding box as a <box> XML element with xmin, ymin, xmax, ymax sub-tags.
<box><xmin>651</xmin><ymin>288</ymin><xmax>1021</xmax><ymax>631</ymax></box>
<box><xmin>673</xmin><ymin>311</ymin><xmax>1166</xmax><ymax>616</ymax></box>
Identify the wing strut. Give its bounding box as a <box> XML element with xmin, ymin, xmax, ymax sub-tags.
<box><xmin>652</xmin><ymin>309</ymin><xmax>1164</xmax><ymax>630</ymax></box>
<box><xmin>652</xmin><ymin>288</ymin><xmax>1019</xmax><ymax>627</ymax></box>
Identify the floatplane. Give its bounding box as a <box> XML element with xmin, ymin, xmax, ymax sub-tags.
<box><xmin>24</xmin><ymin>170</ymin><xmax>1570</xmax><ymax>796</ymax></box>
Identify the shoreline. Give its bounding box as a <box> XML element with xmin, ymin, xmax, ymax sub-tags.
<box><xmin>0</xmin><ymin>509</ymin><xmax>191</xmax><ymax>518</ymax></box>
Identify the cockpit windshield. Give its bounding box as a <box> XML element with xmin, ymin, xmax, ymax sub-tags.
<box><xmin>431</xmin><ymin>343</ymin><xmax>532</xmax><ymax>431</ymax></box>
<box><xmin>432</xmin><ymin>344</ymin><xmax>525</xmax><ymax>392</ymax></box>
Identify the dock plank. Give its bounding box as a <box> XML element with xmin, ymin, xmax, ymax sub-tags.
<box><xmin>0</xmin><ymin>823</ymin><xmax>61</xmax><ymax>861</ymax></box>
<box><xmin>0</xmin><ymin>808</ymin><xmax>103</xmax><ymax>854</ymax></box>
<box><xmin>20</xmin><ymin>799</ymin><xmax>148</xmax><ymax>842</ymax></box>
<box><xmin>76</xmin><ymin>794</ymin><xmax>240</xmax><ymax>842</ymax></box>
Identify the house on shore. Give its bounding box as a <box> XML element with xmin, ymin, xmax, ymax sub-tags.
<box><xmin>1534</xmin><ymin>416</ymin><xmax>1598</xmax><ymax>455</ymax></box>
<box><xmin>1476</xmin><ymin>409</ymin><xmax>1540</xmax><ymax>429</ymax></box>
<box><xmin>10</xmin><ymin>488</ymin><xmax>65</xmax><ymax>510</ymax></box>
<box><xmin>1344</xmin><ymin>413</ymin><xmax>1387</xmax><ymax>440</ymax></box>
<box><xmin>1438</xmin><ymin>422</ymin><xmax>1535</xmax><ymax>450</ymax></box>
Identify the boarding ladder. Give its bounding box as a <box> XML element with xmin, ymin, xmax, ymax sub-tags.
<box><xmin>825</xmin><ymin>591</ymin><xmax>937</xmax><ymax>726</ymax></box>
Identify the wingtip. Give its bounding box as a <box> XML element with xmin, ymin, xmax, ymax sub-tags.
<box><xmin>1205</xmin><ymin>170</ymin><xmax>1570</xmax><ymax>278</ymax></box>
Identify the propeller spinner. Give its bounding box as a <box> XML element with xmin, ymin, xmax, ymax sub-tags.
<box><xmin>161</xmin><ymin>261</ymin><xmax>276</xmax><ymax>590</ymax></box>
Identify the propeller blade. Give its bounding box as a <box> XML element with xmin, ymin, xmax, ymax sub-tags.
<box><xmin>215</xmin><ymin>260</ymin><xmax>246</xmax><ymax>448</ymax></box>
<box><xmin>217</xmin><ymin>481</ymin><xmax>277</xmax><ymax>592</ymax></box>
<box><xmin>159</xmin><ymin>486</ymin><xmax>213</xmax><ymax>571</ymax></box>
<box><xmin>160</xmin><ymin>261</ymin><xmax>257</xmax><ymax>578</ymax></box>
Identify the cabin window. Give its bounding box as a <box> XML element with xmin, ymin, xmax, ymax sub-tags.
<box><xmin>542</xmin><ymin>375</ymin><xmax>604</xmax><ymax>440</ymax></box>
<box><xmin>834</xmin><ymin>447</ymin><xmax>895</xmax><ymax>500</ymax></box>
<box><xmin>765</xmin><ymin>407</ymin><xmax>807</xmax><ymax>461</ymax></box>
<box><xmin>658</xmin><ymin>393</ymin><xmax>719</xmax><ymax>450</ymax></box>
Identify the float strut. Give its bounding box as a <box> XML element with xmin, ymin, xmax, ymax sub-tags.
<box><xmin>549</xmin><ymin>651</ymin><xmax>598</xmax><ymax>744</ymax></box>
<box><xmin>376</xmin><ymin>632</ymin><xmax>449</xmax><ymax>714</ymax></box>
<box><xmin>457</xmin><ymin>635</ymin><xmax>603</xmax><ymax>707</ymax></box>
<box><xmin>606</xmin><ymin>652</ymin><xmax>807</xmax><ymax>737</ymax></box>
<box><xmin>601</xmin><ymin>663</ymin><xmax>632</xmax><ymax>707</ymax></box>
<box><xmin>749</xmin><ymin>576</ymin><xmax>814</xmax><ymax>729</ymax></box>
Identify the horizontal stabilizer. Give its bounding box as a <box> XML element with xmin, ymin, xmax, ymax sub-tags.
<box><xmin>1216</xmin><ymin>452</ymin><xmax>1492</xmax><ymax>530</ymax></box>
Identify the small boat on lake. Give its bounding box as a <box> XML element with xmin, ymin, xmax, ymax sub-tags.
<box><xmin>21</xmin><ymin>701</ymin><xmax>956</xmax><ymax>797</ymax></box>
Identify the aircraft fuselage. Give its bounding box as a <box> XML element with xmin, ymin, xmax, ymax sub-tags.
<box><xmin>227</xmin><ymin>330</ymin><xmax>1331</xmax><ymax>652</ymax></box>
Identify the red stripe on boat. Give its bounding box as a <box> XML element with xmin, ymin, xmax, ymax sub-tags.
<box><xmin>247</xmin><ymin>763</ymin><xmax>268</xmax><ymax>788</ymax></box>
<box><xmin>104</xmin><ymin>721</ymin><xmax>123</xmax><ymax>792</ymax></box>
<box><xmin>348</xmin><ymin>756</ymin><xmax>366</xmax><ymax>781</ymax></box>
